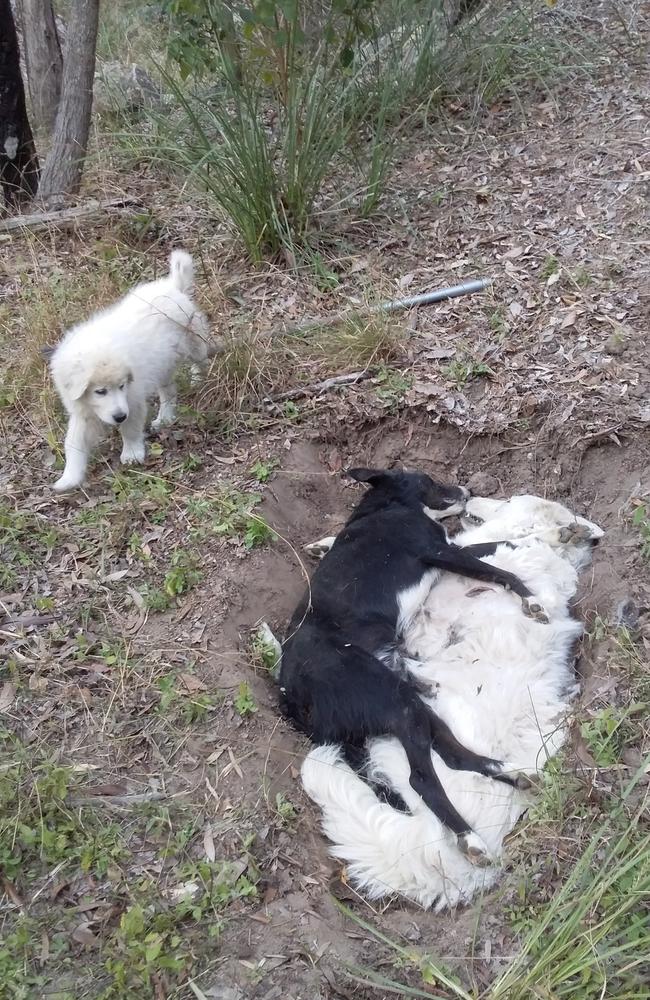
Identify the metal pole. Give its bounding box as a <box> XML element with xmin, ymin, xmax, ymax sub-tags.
<box><xmin>374</xmin><ymin>278</ymin><xmax>493</xmax><ymax>314</ymax></box>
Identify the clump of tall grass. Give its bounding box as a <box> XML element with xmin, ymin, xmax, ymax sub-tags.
<box><xmin>148</xmin><ymin>0</ymin><xmax>458</xmax><ymax>260</ymax></box>
<box><xmin>336</xmin><ymin>757</ymin><xmax>650</xmax><ymax>1000</ymax></box>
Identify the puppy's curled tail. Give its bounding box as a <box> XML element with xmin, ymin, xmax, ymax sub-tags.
<box><xmin>169</xmin><ymin>250</ymin><xmax>195</xmax><ymax>293</ymax></box>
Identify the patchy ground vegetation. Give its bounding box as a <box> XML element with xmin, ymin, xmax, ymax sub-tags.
<box><xmin>1</xmin><ymin>1</ymin><xmax>649</xmax><ymax>997</ymax></box>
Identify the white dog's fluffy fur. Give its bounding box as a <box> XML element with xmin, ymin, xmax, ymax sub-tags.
<box><xmin>50</xmin><ymin>250</ymin><xmax>216</xmax><ymax>492</ymax></box>
<box><xmin>300</xmin><ymin>494</ymin><xmax>603</xmax><ymax>910</ymax></box>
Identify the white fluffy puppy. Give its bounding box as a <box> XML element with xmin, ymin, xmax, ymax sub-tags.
<box><xmin>50</xmin><ymin>250</ymin><xmax>215</xmax><ymax>492</ymax></box>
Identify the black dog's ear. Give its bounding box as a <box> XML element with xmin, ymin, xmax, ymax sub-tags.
<box><xmin>346</xmin><ymin>467</ymin><xmax>392</xmax><ymax>488</ymax></box>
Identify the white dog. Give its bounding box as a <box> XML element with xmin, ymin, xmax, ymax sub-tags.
<box><xmin>300</xmin><ymin>494</ymin><xmax>603</xmax><ymax>909</ymax></box>
<box><xmin>50</xmin><ymin>250</ymin><xmax>217</xmax><ymax>492</ymax></box>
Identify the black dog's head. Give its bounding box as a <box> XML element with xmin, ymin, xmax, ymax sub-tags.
<box><xmin>347</xmin><ymin>467</ymin><xmax>469</xmax><ymax>519</ymax></box>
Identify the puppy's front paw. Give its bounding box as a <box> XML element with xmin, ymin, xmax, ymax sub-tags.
<box><xmin>304</xmin><ymin>536</ymin><xmax>336</xmax><ymax>559</ymax></box>
<box><xmin>522</xmin><ymin>596</ymin><xmax>550</xmax><ymax>624</ymax></box>
<box><xmin>458</xmin><ymin>832</ymin><xmax>492</xmax><ymax>867</ymax></box>
<box><xmin>120</xmin><ymin>442</ymin><xmax>146</xmax><ymax>466</ymax></box>
<box><xmin>151</xmin><ymin>414</ymin><xmax>174</xmax><ymax>432</ymax></box>
<box><xmin>54</xmin><ymin>475</ymin><xmax>81</xmax><ymax>492</ymax></box>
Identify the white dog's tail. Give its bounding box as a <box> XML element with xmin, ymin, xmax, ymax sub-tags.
<box><xmin>169</xmin><ymin>250</ymin><xmax>195</xmax><ymax>294</ymax></box>
<box><xmin>300</xmin><ymin>744</ymin><xmax>499</xmax><ymax>910</ymax></box>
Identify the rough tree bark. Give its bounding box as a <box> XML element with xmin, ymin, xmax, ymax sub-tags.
<box><xmin>38</xmin><ymin>0</ymin><xmax>99</xmax><ymax>203</ymax></box>
<box><xmin>16</xmin><ymin>0</ymin><xmax>62</xmax><ymax>134</ymax></box>
<box><xmin>0</xmin><ymin>0</ymin><xmax>39</xmax><ymax>207</ymax></box>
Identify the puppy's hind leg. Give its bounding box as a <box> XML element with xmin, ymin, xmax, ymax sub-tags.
<box><xmin>151</xmin><ymin>383</ymin><xmax>178</xmax><ymax>431</ymax></box>
<box><xmin>54</xmin><ymin>415</ymin><xmax>99</xmax><ymax>491</ymax></box>
<box><xmin>119</xmin><ymin>399</ymin><xmax>147</xmax><ymax>466</ymax></box>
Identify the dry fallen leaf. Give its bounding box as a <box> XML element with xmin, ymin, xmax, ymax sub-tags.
<box><xmin>203</xmin><ymin>824</ymin><xmax>216</xmax><ymax>863</ymax></box>
<box><xmin>179</xmin><ymin>672</ymin><xmax>208</xmax><ymax>694</ymax></box>
<box><xmin>398</xmin><ymin>272</ymin><xmax>415</xmax><ymax>289</ymax></box>
<box><xmin>0</xmin><ymin>682</ymin><xmax>16</xmax><ymax>712</ymax></box>
<box><xmin>71</xmin><ymin>922</ymin><xmax>97</xmax><ymax>947</ymax></box>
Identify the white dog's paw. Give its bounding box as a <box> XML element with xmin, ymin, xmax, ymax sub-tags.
<box><xmin>457</xmin><ymin>831</ymin><xmax>493</xmax><ymax>867</ymax></box>
<box><xmin>120</xmin><ymin>442</ymin><xmax>146</xmax><ymax>466</ymax></box>
<box><xmin>54</xmin><ymin>475</ymin><xmax>82</xmax><ymax>492</ymax></box>
<box><xmin>304</xmin><ymin>536</ymin><xmax>336</xmax><ymax>559</ymax></box>
<box><xmin>558</xmin><ymin>523</ymin><xmax>594</xmax><ymax>545</ymax></box>
<box><xmin>521</xmin><ymin>596</ymin><xmax>550</xmax><ymax>624</ymax></box>
<box><xmin>151</xmin><ymin>413</ymin><xmax>175</xmax><ymax>432</ymax></box>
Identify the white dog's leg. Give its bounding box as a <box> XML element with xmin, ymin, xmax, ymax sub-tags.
<box><xmin>189</xmin><ymin>363</ymin><xmax>203</xmax><ymax>386</ymax></box>
<box><xmin>304</xmin><ymin>536</ymin><xmax>337</xmax><ymax>559</ymax></box>
<box><xmin>119</xmin><ymin>400</ymin><xmax>147</xmax><ymax>465</ymax></box>
<box><xmin>151</xmin><ymin>384</ymin><xmax>177</xmax><ymax>431</ymax></box>
<box><xmin>457</xmin><ymin>831</ymin><xmax>493</xmax><ymax>867</ymax></box>
<box><xmin>54</xmin><ymin>415</ymin><xmax>99</xmax><ymax>491</ymax></box>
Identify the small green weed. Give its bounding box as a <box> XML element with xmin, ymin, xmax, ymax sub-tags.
<box><xmin>274</xmin><ymin>792</ymin><xmax>297</xmax><ymax>826</ymax></box>
<box><xmin>632</xmin><ymin>503</ymin><xmax>650</xmax><ymax>559</ymax></box>
<box><xmin>373</xmin><ymin>367</ymin><xmax>412</xmax><ymax>411</ymax></box>
<box><xmin>571</xmin><ymin>265</ymin><xmax>592</xmax><ymax>288</ymax></box>
<box><xmin>580</xmin><ymin>704</ymin><xmax>645</xmax><ymax>768</ymax></box>
<box><xmin>0</xmin><ymin>502</ymin><xmax>60</xmax><ymax>590</ymax></box>
<box><xmin>249</xmin><ymin>458</ymin><xmax>279</xmax><ymax>483</ymax></box>
<box><xmin>141</xmin><ymin>585</ymin><xmax>172</xmax><ymax>612</ymax></box>
<box><xmin>443</xmin><ymin>359</ymin><xmax>494</xmax><ymax>388</ymax></box>
<box><xmin>251</xmin><ymin>626</ymin><xmax>281</xmax><ymax>675</ymax></box>
<box><xmin>187</xmin><ymin>488</ymin><xmax>275</xmax><ymax>550</ymax></box>
<box><xmin>111</xmin><ymin>471</ymin><xmax>172</xmax><ymax>522</ymax></box>
<box><xmin>540</xmin><ymin>254</ymin><xmax>560</xmax><ymax>279</ymax></box>
<box><xmin>283</xmin><ymin>400</ymin><xmax>300</xmax><ymax>420</ymax></box>
<box><xmin>164</xmin><ymin>549</ymin><xmax>201</xmax><ymax>598</ymax></box>
<box><xmin>234</xmin><ymin>682</ymin><xmax>258</xmax><ymax>717</ymax></box>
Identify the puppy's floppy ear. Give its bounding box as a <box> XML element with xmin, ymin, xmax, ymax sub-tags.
<box><xmin>61</xmin><ymin>358</ymin><xmax>90</xmax><ymax>401</ymax></box>
<box><xmin>346</xmin><ymin>467</ymin><xmax>392</xmax><ymax>488</ymax></box>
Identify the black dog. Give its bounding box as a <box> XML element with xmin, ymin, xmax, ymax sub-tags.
<box><xmin>279</xmin><ymin>468</ymin><xmax>543</xmax><ymax>863</ymax></box>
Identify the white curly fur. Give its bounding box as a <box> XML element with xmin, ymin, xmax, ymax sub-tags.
<box><xmin>301</xmin><ymin>494</ymin><xmax>603</xmax><ymax>910</ymax></box>
<box><xmin>50</xmin><ymin>250</ymin><xmax>218</xmax><ymax>492</ymax></box>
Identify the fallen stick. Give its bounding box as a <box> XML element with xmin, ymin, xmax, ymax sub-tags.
<box><xmin>266</xmin><ymin>369</ymin><xmax>373</xmax><ymax>403</ymax></box>
<box><xmin>0</xmin><ymin>197</ymin><xmax>141</xmax><ymax>233</ymax></box>
<box><xmin>276</xmin><ymin>277</ymin><xmax>494</xmax><ymax>337</ymax></box>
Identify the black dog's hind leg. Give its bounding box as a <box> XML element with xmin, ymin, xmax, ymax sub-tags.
<box><xmin>393</xmin><ymin>701</ymin><xmax>492</xmax><ymax>866</ymax></box>
<box><xmin>424</xmin><ymin>544</ymin><xmax>549</xmax><ymax>623</ymax></box>
<box><xmin>342</xmin><ymin>743</ymin><xmax>410</xmax><ymax>813</ymax></box>
<box><xmin>428</xmin><ymin>713</ymin><xmax>533</xmax><ymax>791</ymax></box>
<box><xmin>311</xmin><ymin>647</ymin><xmax>492</xmax><ymax>864</ymax></box>
<box><xmin>461</xmin><ymin>541</ymin><xmax>516</xmax><ymax>558</ymax></box>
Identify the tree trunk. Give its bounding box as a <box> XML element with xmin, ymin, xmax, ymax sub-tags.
<box><xmin>38</xmin><ymin>0</ymin><xmax>98</xmax><ymax>203</ymax></box>
<box><xmin>0</xmin><ymin>0</ymin><xmax>39</xmax><ymax>207</ymax></box>
<box><xmin>16</xmin><ymin>0</ymin><xmax>62</xmax><ymax>134</ymax></box>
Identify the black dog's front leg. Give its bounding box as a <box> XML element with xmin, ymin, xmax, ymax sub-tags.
<box><xmin>424</xmin><ymin>544</ymin><xmax>549</xmax><ymax>623</ymax></box>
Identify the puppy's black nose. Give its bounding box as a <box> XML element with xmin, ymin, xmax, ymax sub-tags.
<box><xmin>113</xmin><ymin>412</ymin><xmax>127</xmax><ymax>424</ymax></box>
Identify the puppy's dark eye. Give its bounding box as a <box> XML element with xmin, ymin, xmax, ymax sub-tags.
<box><xmin>118</xmin><ymin>384</ymin><xmax>125</xmax><ymax>390</ymax></box>
<box><xmin>95</xmin><ymin>388</ymin><xmax>107</xmax><ymax>396</ymax></box>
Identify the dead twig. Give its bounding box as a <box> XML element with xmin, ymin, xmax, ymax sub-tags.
<box><xmin>266</xmin><ymin>370</ymin><xmax>374</xmax><ymax>403</ymax></box>
<box><xmin>0</xmin><ymin>197</ymin><xmax>141</xmax><ymax>232</ymax></box>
